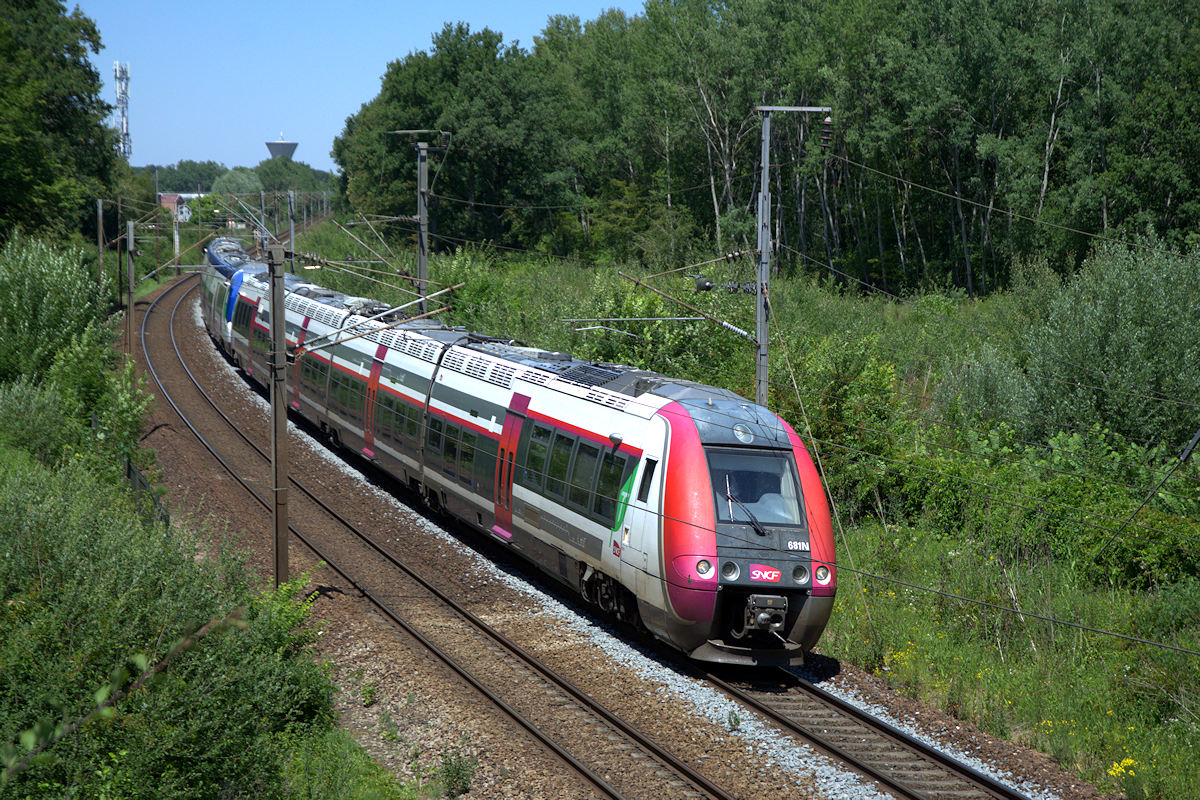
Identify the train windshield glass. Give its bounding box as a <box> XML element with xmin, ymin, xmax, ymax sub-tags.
<box><xmin>706</xmin><ymin>448</ymin><xmax>802</xmax><ymax>525</ymax></box>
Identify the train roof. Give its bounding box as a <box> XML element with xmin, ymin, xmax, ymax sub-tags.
<box><xmin>205</xmin><ymin>238</ymin><xmax>789</xmax><ymax>448</ymax></box>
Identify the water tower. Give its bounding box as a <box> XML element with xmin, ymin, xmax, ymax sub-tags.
<box><xmin>266</xmin><ymin>133</ymin><xmax>297</xmax><ymax>160</ymax></box>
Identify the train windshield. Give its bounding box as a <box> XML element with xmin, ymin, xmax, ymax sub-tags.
<box><xmin>706</xmin><ymin>448</ymin><xmax>803</xmax><ymax>526</ymax></box>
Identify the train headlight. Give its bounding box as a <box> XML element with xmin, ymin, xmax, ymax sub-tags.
<box><xmin>814</xmin><ymin>565</ymin><xmax>831</xmax><ymax>584</ymax></box>
<box><xmin>696</xmin><ymin>559</ymin><xmax>714</xmax><ymax>578</ymax></box>
<box><xmin>720</xmin><ymin>561</ymin><xmax>740</xmax><ymax>580</ymax></box>
<box><xmin>792</xmin><ymin>564</ymin><xmax>809</xmax><ymax>584</ymax></box>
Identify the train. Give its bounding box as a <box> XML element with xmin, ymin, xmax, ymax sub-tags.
<box><xmin>199</xmin><ymin>238</ymin><xmax>836</xmax><ymax>665</ymax></box>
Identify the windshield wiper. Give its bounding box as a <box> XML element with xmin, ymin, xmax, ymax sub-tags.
<box><xmin>724</xmin><ymin>477</ymin><xmax>768</xmax><ymax>537</ymax></box>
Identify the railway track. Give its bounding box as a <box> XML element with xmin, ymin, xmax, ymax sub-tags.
<box><xmin>700</xmin><ymin>666</ymin><xmax>1031</xmax><ymax>799</ymax></box>
<box><xmin>139</xmin><ymin>274</ymin><xmax>739</xmax><ymax>800</ymax></box>
<box><xmin>139</xmin><ymin>273</ymin><xmax>1047</xmax><ymax>800</ymax></box>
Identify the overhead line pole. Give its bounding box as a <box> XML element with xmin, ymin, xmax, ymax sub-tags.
<box><xmin>389</xmin><ymin>130</ymin><xmax>451</xmax><ymax>314</ymax></box>
<box><xmin>266</xmin><ymin>244</ymin><xmax>289</xmax><ymax>588</ymax></box>
<box><xmin>753</xmin><ymin>105</ymin><xmax>831</xmax><ymax>406</ymax></box>
<box><xmin>417</xmin><ymin>143</ymin><xmax>429</xmax><ymax>313</ymax></box>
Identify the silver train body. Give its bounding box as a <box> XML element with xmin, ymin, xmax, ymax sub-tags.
<box><xmin>199</xmin><ymin>238</ymin><xmax>837</xmax><ymax>665</ymax></box>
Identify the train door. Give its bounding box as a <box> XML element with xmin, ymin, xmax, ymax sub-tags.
<box><xmin>492</xmin><ymin>393</ymin><xmax>531</xmax><ymax>541</ymax></box>
<box><xmin>620</xmin><ymin>454</ymin><xmax>661</xmax><ymax>593</ymax></box>
<box><xmin>361</xmin><ymin>343</ymin><xmax>388</xmax><ymax>459</ymax></box>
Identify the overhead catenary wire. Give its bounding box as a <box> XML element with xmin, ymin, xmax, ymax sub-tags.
<box><xmin>298</xmin><ymin>220</ymin><xmax>1198</xmax><ymax>506</ymax></box>
<box><xmin>236</xmin><ymin>226</ymin><xmax>1200</xmax><ymax>658</ymax></box>
<box><xmin>831</xmin><ymin>151</ymin><xmax>1188</xmax><ymax>262</ymax></box>
<box><xmin>777</xmin><ymin>242</ymin><xmax>1199</xmax><ymax>416</ymax></box>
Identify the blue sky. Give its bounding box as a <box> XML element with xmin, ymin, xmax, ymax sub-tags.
<box><xmin>76</xmin><ymin>0</ymin><xmax>638</xmax><ymax>174</ymax></box>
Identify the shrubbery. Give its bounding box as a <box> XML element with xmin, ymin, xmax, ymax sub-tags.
<box><xmin>0</xmin><ymin>236</ymin><xmax>421</xmax><ymax>799</ymax></box>
<box><xmin>941</xmin><ymin>240</ymin><xmax>1200</xmax><ymax>448</ymax></box>
<box><xmin>0</xmin><ymin>234</ymin><xmax>108</xmax><ymax>385</ymax></box>
<box><xmin>0</xmin><ymin>449</ymin><xmax>332</xmax><ymax>797</ymax></box>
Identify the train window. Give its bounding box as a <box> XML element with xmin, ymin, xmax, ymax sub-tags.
<box><xmin>522</xmin><ymin>424</ymin><xmax>553</xmax><ymax>489</ymax></box>
<box><xmin>232</xmin><ymin>299</ymin><xmax>253</xmax><ymax>336</ymax></box>
<box><xmin>427</xmin><ymin>417</ymin><xmax>443</xmax><ymax>453</ymax></box>
<box><xmin>251</xmin><ymin>325</ymin><xmax>270</xmax><ymax>357</ymax></box>
<box><xmin>545</xmin><ymin>432</ymin><xmax>574</xmax><ymax>498</ymax></box>
<box><xmin>443</xmin><ymin>424</ymin><xmax>460</xmax><ymax>475</ymax></box>
<box><xmin>300</xmin><ymin>355</ymin><xmax>328</xmax><ymax>393</ymax></box>
<box><xmin>568</xmin><ymin>442</ymin><xmax>601</xmax><ymax>510</ymax></box>
<box><xmin>330</xmin><ymin>368</ymin><xmax>365</xmax><ymax>420</ymax></box>
<box><xmin>706</xmin><ymin>448</ymin><xmax>803</xmax><ymax>526</ymax></box>
<box><xmin>459</xmin><ymin>431</ymin><xmax>476</xmax><ymax>485</ymax></box>
<box><xmin>593</xmin><ymin>451</ymin><xmax>628</xmax><ymax>522</ymax></box>
<box><xmin>376</xmin><ymin>394</ymin><xmax>399</xmax><ymax>438</ymax></box>
<box><xmin>402</xmin><ymin>405</ymin><xmax>417</xmax><ymax>440</ymax></box>
<box><xmin>637</xmin><ymin>459</ymin><xmax>658</xmax><ymax>503</ymax></box>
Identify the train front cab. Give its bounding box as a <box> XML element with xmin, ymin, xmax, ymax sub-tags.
<box><xmin>649</xmin><ymin>401</ymin><xmax>836</xmax><ymax>666</ymax></box>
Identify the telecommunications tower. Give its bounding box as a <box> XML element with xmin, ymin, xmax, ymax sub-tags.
<box><xmin>113</xmin><ymin>62</ymin><xmax>131</xmax><ymax>158</ymax></box>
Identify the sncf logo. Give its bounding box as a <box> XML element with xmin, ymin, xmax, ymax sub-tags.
<box><xmin>749</xmin><ymin>564</ymin><xmax>782</xmax><ymax>582</ymax></box>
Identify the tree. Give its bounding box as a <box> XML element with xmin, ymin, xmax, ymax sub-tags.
<box><xmin>0</xmin><ymin>0</ymin><xmax>116</xmax><ymax>237</ymax></box>
<box><xmin>211</xmin><ymin>167</ymin><xmax>264</xmax><ymax>194</ymax></box>
<box><xmin>145</xmin><ymin>160</ymin><xmax>228</xmax><ymax>193</ymax></box>
<box><xmin>254</xmin><ymin>157</ymin><xmax>323</xmax><ymax>192</ymax></box>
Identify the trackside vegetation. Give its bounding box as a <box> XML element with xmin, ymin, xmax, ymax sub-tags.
<box><xmin>297</xmin><ymin>219</ymin><xmax>1200</xmax><ymax>799</ymax></box>
<box><xmin>0</xmin><ymin>236</ymin><xmax>460</xmax><ymax>799</ymax></box>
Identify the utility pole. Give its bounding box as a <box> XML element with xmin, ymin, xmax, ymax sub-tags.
<box><xmin>266</xmin><ymin>244</ymin><xmax>289</xmax><ymax>588</ymax></box>
<box><xmin>113</xmin><ymin>62</ymin><xmax>131</xmax><ymax>158</ymax></box>
<box><xmin>416</xmin><ymin>142</ymin><xmax>429</xmax><ymax>313</ymax></box>
<box><xmin>390</xmin><ymin>130</ymin><xmax>450</xmax><ymax>313</ymax></box>
<box><xmin>125</xmin><ymin>221</ymin><xmax>135</xmax><ymax>353</ymax></box>
<box><xmin>173</xmin><ymin>212</ymin><xmax>181</xmax><ymax>276</ymax></box>
<box><xmin>96</xmin><ymin>199</ymin><xmax>104</xmax><ymax>285</ymax></box>
<box><xmin>753</xmin><ymin>106</ymin><xmax>832</xmax><ymax>407</ymax></box>
<box><xmin>288</xmin><ymin>190</ymin><xmax>296</xmax><ymax>273</ymax></box>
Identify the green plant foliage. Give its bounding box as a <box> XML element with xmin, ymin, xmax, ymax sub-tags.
<box><xmin>0</xmin><ymin>379</ymin><xmax>85</xmax><ymax>465</ymax></box>
<box><xmin>941</xmin><ymin>241</ymin><xmax>1200</xmax><ymax>449</ymax></box>
<box><xmin>0</xmin><ymin>0</ymin><xmax>116</xmax><ymax>236</ymax></box>
<box><xmin>212</xmin><ymin>167</ymin><xmax>265</xmax><ymax>194</ymax></box>
<box><xmin>0</xmin><ymin>452</ymin><xmax>335</xmax><ymax>798</ymax></box>
<box><xmin>328</xmin><ymin>0</ymin><xmax>1200</xmax><ymax>292</ymax></box>
<box><xmin>0</xmin><ymin>234</ymin><xmax>108</xmax><ymax>384</ymax></box>
<box><xmin>254</xmin><ymin>157</ymin><xmax>331</xmax><ymax>193</ymax></box>
<box><xmin>436</xmin><ymin>748</ymin><xmax>477</xmax><ymax>798</ymax></box>
<box><xmin>280</xmin><ymin>726</ymin><xmax>419</xmax><ymax>799</ymax></box>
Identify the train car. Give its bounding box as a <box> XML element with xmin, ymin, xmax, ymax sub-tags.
<box><xmin>200</xmin><ymin>238</ymin><xmax>836</xmax><ymax>665</ymax></box>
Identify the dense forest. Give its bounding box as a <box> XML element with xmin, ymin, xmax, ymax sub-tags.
<box><xmin>334</xmin><ymin>0</ymin><xmax>1199</xmax><ymax>293</ymax></box>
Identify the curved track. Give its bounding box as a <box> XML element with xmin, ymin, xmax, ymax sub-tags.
<box><xmin>140</xmin><ymin>275</ymin><xmax>739</xmax><ymax>800</ymax></box>
<box><xmin>140</xmin><ymin>274</ymin><xmax>1046</xmax><ymax>800</ymax></box>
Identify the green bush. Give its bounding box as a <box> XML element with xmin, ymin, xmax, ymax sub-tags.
<box><xmin>940</xmin><ymin>241</ymin><xmax>1200</xmax><ymax>448</ymax></box>
<box><xmin>0</xmin><ymin>450</ymin><xmax>333</xmax><ymax>799</ymax></box>
<box><xmin>0</xmin><ymin>234</ymin><xmax>108</xmax><ymax>384</ymax></box>
<box><xmin>0</xmin><ymin>379</ymin><xmax>85</xmax><ymax>465</ymax></box>
<box><xmin>280</xmin><ymin>726</ymin><xmax>418</xmax><ymax>800</ymax></box>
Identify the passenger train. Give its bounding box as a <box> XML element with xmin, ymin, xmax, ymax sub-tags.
<box><xmin>200</xmin><ymin>238</ymin><xmax>836</xmax><ymax>665</ymax></box>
